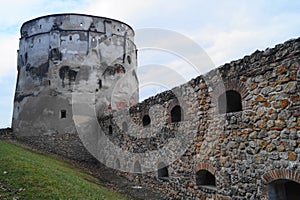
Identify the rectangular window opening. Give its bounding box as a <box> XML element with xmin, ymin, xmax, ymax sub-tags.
<box><xmin>60</xmin><ymin>110</ymin><xmax>66</xmax><ymax>118</ymax></box>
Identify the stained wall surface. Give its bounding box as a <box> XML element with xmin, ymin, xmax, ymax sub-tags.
<box><xmin>13</xmin><ymin>14</ymin><xmax>138</xmax><ymax>137</ymax></box>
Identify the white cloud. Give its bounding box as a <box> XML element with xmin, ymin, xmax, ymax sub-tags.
<box><xmin>187</xmin><ymin>1</ymin><xmax>300</xmax><ymax>67</ymax></box>
<box><xmin>81</xmin><ymin>0</ymin><xmax>161</xmax><ymax>25</ymax></box>
<box><xmin>0</xmin><ymin>0</ymin><xmax>41</xmax><ymax>27</ymax></box>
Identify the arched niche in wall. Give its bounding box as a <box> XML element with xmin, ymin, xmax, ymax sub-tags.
<box><xmin>142</xmin><ymin>115</ymin><xmax>151</xmax><ymax>127</ymax></box>
<box><xmin>210</xmin><ymin>79</ymin><xmax>248</xmax><ymax>114</ymax></box>
<box><xmin>218</xmin><ymin>90</ymin><xmax>242</xmax><ymax>114</ymax></box>
<box><xmin>157</xmin><ymin>162</ymin><xmax>169</xmax><ymax>178</ymax></box>
<box><xmin>170</xmin><ymin>105</ymin><xmax>182</xmax><ymax>123</ymax></box>
<box><xmin>196</xmin><ymin>169</ymin><xmax>217</xmax><ymax>192</ymax></box>
<box><xmin>268</xmin><ymin>179</ymin><xmax>300</xmax><ymax>200</ymax></box>
<box><xmin>134</xmin><ymin>160</ymin><xmax>141</xmax><ymax>173</ymax></box>
<box><xmin>262</xmin><ymin>169</ymin><xmax>300</xmax><ymax>200</ymax></box>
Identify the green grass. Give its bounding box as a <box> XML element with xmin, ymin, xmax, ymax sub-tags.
<box><xmin>0</xmin><ymin>140</ymin><xmax>128</xmax><ymax>200</ymax></box>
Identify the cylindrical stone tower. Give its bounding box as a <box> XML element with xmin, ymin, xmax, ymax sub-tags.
<box><xmin>13</xmin><ymin>14</ymin><xmax>138</xmax><ymax>136</ymax></box>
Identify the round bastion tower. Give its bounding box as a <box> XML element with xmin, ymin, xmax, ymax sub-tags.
<box><xmin>12</xmin><ymin>14</ymin><xmax>138</xmax><ymax>136</ymax></box>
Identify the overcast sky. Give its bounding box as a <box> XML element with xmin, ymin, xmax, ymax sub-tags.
<box><xmin>0</xmin><ymin>0</ymin><xmax>300</xmax><ymax>128</ymax></box>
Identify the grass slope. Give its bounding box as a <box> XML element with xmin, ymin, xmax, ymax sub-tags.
<box><xmin>0</xmin><ymin>140</ymin><xmax>128</xmax><ymax>200</ymax></box>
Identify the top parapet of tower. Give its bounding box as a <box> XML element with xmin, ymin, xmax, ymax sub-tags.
<box><xmin>20</xmin><ymin>13</ymin><xmax>134</xmax><ymax>39</ymax></box>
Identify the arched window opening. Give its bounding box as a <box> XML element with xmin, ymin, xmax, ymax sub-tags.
<box><xmin>171</xmin><ymin>105</ymin><xmax>182</xmax><ymax>122</ymax></box>
<box><xmin>142</xmin><ymin>115</ymin><xmax>151</xmax><ymax>127</ymax></box>
<box><xmin>158</xmin><ymin>162</ymin><xmax>169</xmax><ymax>178</ymax></box>
<box><xmin>269</xmin><ymin>179</ymin><xmax>300</xmax><ymax>200</ymax></box>
<box><xmin>108</xmin><ymin>125</ymin><xmax>113</xmax><ymax>135</ymax></box>
<box><xmin>196</xmin><ymin>170</ymin><xmax>216</xmax><ymax>192</ymax></box>
<box><xmin>134</xmin><ymin>161</ymin><xmax>141</xmax><ymax>173</ymax></box>
<box><xmin>218</xmin><ymin>90</ymin><xmax>242</xmax><ymax>114</ymax></box>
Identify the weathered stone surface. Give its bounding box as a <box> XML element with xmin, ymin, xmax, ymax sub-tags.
<box><xmin>256</xmin><ymin>95</ymin><xmax>266</xmax><ymax>102</ymax></box>
<box><xmin>288</xmin><ymin>151</ymin><xmax>297</xmax><ymax>161</ymax></box>
<box><xmin>13</xmin><ymin>14</ymin><xmax>138</xmax><ymax>137</ymax></box>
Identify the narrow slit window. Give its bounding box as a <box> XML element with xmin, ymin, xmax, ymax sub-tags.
<box><xmin>108</xmin><ymin>125</ymin><xmax>113</xmax><ymax>135</ymax></box>
<box><xmin>98</xmin><ymin>79</ymin><xmax>102</xmax><ymax>89</ymax></box>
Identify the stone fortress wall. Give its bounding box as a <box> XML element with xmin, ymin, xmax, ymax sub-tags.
<box><xmin>12</xmin><ymin>14</ymin><xmax>300</xmax><ymax>199</ymax></box>
<box><xmin>100</xmin><ymin>37</ymin><xmax>300</xmax><ymax>199</ymax></box>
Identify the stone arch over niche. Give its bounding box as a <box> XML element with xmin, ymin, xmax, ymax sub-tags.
<box><xmin>211</xmin><ymin>79</ymin><xmax>249</xmax><ymax>113</ymax></box>
<box><xmin>194</xmin><ymin>162</ymin><xmax>217</xmax><ymax>192</ymax></box>
<box><xmin>261</xmin><ymin>169</ymin><xmax>300</xmax><ymax>199</ymax></box>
